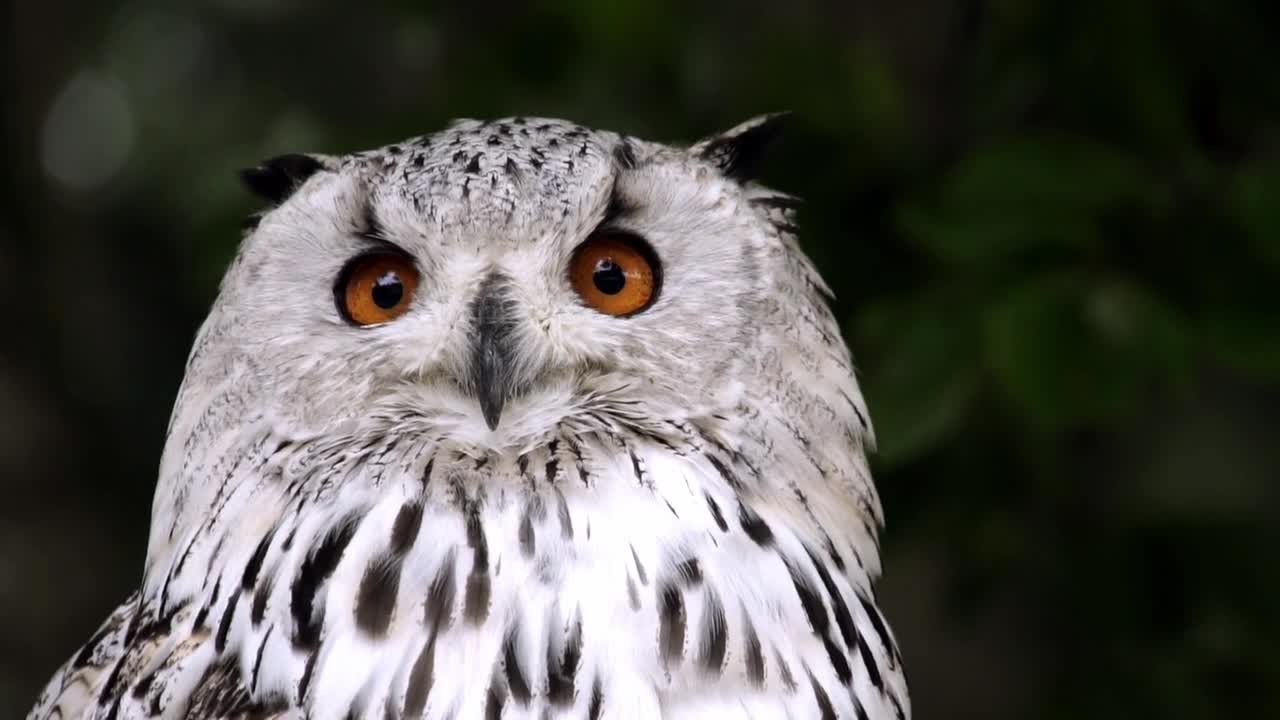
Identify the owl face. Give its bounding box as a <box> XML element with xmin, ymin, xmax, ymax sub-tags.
<box><xmin>211</xmin><ymin>116</ymin><xmax>790</xmax><ymax>449</ymax></box>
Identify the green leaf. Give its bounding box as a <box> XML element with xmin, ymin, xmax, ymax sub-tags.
<box><xmin>856</xmin><ymin>299</ymin><xmax>981</xmax><ymax>467</ymax></box>
<box><xmin>901</xmin><ymin>135</ymin><xmax>1161</xmax><ymax>266</ymax></box>
<box><xmin>1199</xmin><ymin>300</ymin><xmax>1280</xmax><ymax>383</ymax></box>
<box><xmin>984</xmin><ymin>274</ymin><xmax>1189</xmax><ymax>428</ymax></box>
<box><xmin>1231</xmin><ymin>166</ymin><xmax>1280</xmax><ymax>268</ymax></box>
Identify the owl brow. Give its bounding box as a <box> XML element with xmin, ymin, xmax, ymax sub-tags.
<box><xmin>601</xmin><ymin>175</ymin><xmax>639</xmax><ymax>229</ymax></box>
<box><xmin>612</xmin><ymin>140</ymin><xmax>638</xmax><ymax>170</ymax></box>
<box><xmin>348</xmin><ymin>192</ymin><xmax>410</xmax><ymax>256</ymax></box>
<box><xmin>597</xmin><ymin>140</ymin><xmax>643</xmax><ymax>228</ymax></box>
<box><xmin>359</xmin><ymin>195</ymin><xmax>388</xmax><ymax>243</ymax></box>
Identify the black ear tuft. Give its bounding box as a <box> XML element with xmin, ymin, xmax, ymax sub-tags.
<box><xmin>239</xmin><ymin>153</ymin><xmax>325</xmax><ymax>205</ymax></box>
<box><xmin>693</xmin><ymin>112</ymin><xmax>790</xmax><ymax>182</ymax></box>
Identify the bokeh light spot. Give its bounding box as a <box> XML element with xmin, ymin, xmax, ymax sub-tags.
<box><xmin>41</xmin><ymin>70</ymin><xmax>135</xmax><ymax>191</ymax></box>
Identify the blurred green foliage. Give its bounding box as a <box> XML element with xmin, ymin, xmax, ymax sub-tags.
<box><xmin>2</xmin><ymin>1</ymin><xmax>1277</xmax><ymax>718</ymax></box>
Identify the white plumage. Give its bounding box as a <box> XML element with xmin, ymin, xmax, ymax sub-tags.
<box><xmin>29</xmin><ymin>115</ymin><xmax>909</xmax><ymax>719</ymax></box>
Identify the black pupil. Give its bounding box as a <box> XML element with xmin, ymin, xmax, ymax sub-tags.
<box><xmin>593</xmin><ymin>258</ymin><xmax>626</xmax><ymax>295</ymax></box>
<box><xmin>371</xmin><ymin>271</ymin><xmax>404</xmax><ymax>309</ymax></box>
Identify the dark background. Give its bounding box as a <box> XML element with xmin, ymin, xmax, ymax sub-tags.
<box><xmin>3</xmin><ymin>2</ymin><xmax>1278</xmax><ymax>717</ymax></box>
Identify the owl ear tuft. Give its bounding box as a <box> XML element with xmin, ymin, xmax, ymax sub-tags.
<box><xmin>239</xmin><ymin>153</ymin><xmax>326</xmax><ymax>205</ymax></box>
<box><xmin>692</xmin><ymin>112</ymin><xmax>790</xmax><ymax>182</ymax></box>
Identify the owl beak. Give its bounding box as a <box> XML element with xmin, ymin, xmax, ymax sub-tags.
<box><xmin>474</xmin><ymin>342</ymin><xmax>510</xmax><ymax>431</ymax></box>
<box><xmin>469</xmin><ymin>271</ymin><xmax>519</xmax><ymax>431</ymax></box>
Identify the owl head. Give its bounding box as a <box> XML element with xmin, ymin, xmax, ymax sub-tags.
<box><xmin>176</xmin><ymin>114</ymin><xmax>836</xmax><ymax>453</ymax></box>
<box><xmin>142</xmin><ymin>115</ymin><xmax>882</xmax><ymax>606</ymax></box>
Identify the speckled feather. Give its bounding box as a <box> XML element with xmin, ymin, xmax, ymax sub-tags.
<box><xmin>29</xmin><ymin>116</ymin><xmax>908</xmax><ymax>720</ymax></box>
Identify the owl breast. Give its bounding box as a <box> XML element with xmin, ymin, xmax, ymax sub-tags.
<box><xmin>98</xmin><ymin>420</ymin><xmax>907</xmax><ymax>720</ymax></box>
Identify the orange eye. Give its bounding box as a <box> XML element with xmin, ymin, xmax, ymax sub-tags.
<box><xmin>336</xmin><ymin>251</ymin><xmax>420</xmax><ymax>326</ymax></box>
<box><xmin>569</xmin><ymin>233</ymin><xmax>661</xmax><ymax>317</ymax></box>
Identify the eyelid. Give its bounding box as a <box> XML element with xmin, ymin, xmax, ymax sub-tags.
<box><xmin>353</xmin><ymin>232</ymin><xmax>408</xmax><ymax>254</ymax></box>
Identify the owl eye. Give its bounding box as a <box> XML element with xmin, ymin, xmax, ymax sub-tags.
<box><xmin>569</xmin><ymin>233</ymin><xmax>661</xmax><ymax>317</ymax></box>
<box><xmin>336</xmin><ymin>251</ymin><xmax>420</xmax><ymax>326</ymax></box>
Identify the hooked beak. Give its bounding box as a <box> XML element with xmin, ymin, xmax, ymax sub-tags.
<box><xmin>469</xmin><ymin>271</ymin><xmax>520</xmax><ymax>430</ymax></box>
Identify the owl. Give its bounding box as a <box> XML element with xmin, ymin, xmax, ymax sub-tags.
<box><xmin>28</xmin><ymin>115</ymin><xmax>909</xmax><ymax>720</ymax></box>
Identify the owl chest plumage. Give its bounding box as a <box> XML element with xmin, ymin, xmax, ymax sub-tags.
<box><xmin>33</xmin><ymin>424</ymin><xmax>905</xmax><ymax>720</ymax></box>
